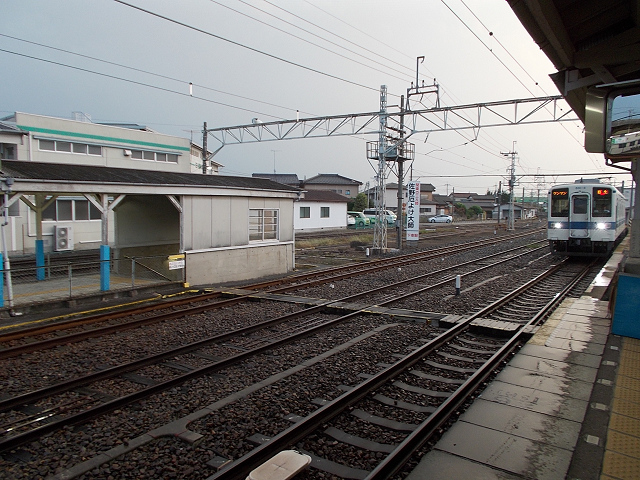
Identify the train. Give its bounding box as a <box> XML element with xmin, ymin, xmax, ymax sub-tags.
<box><xmin>547</xmin><ymin>179</ymin><xmax>628</xmax><ymax>256</ymax></box>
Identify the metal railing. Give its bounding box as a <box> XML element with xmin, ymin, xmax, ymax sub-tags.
<box><xmin>1</xmin><ymin>254</ymin><xmax>184</xmax><ymax>307</ymax></box>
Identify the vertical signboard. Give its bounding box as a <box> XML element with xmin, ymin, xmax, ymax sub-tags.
<box><xmin>406</xmin><ymin>181</ymin><xmax>420</xmax><ymax>241</ymax></box>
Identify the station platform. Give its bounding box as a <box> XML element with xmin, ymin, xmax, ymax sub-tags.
<box><xmin>407</xmin><ymin>236</ymin><xmax>640</xmax><ymax>480</ymax></box>
<box><xmin>0</xmin><ymin>272</ymin><xmax>184</xmax><ymax>325</ymax></box>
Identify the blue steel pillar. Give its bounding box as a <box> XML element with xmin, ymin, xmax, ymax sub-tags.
<box><xmin>36</xmin><ymin>239</ymin><xmax>45</xmax><ymax>281</ymax></box>
<box><xmin>100</xmin><ymin>245</ymin><xmax>110</xmax><ymax>291</ymax></box>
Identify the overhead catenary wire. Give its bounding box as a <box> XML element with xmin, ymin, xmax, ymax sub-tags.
<box><xmin>258</xmin><ymin>0</ymin><xmax>422</xmax><ymax>80</ymax></box>
<box><xmin>113</xmin><ymin>0</ymin><xmax>380</xmax><ymax>94</ymax></box>
<box><xmin>0</xmin><ymin>48</ymin><xmax>283</xmax><ymax>121</ymax></box>
<box><xmin>210</xmin><ymin>0</ymin><xmax>415</xmax><ymax>83</ymax></box>
<box><xmin>0</xmin><ymin>33</ymin><xmax>316</xmax><ymax>119</ymax></box>
<box><xmin>441</xmin><ymin>0</ymin><xmax>603</xmax><ymax>172</ymax></box>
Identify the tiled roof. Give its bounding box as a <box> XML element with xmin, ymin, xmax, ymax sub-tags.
<box><xmin>0</xmin><ymin>121</ymin><xmax>24</xmax><ymax>134</ymax></box>
<box><xmin>252</xmin><ymin>173</ymin><xmax>300</xmax><ymax>186</ymax></box>
<box><xmin>304</xmin><ymin>174</ymin><xmax>361</xmax><ymax>185</ymax></box>
<box><xmin>301</xmin><ymin>190</ymin><xmax>349</xmax><ymax>202</ymax></box>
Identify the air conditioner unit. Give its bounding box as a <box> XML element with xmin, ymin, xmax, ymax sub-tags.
<box><xmin>54</xmin><ymin>225</ymin><xmax>74</xmax><ymax>251</ymax></box>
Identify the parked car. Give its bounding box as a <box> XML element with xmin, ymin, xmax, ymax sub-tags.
<box><xmin>428</xmin><ymin>214</ymin><xmax>453</xmax><ymax>223</ymax></box>
<box><xmin>363</xmin><ymin>208</ymin><xmax>397</xmax><ymax>225</ymax></box>
<box><xmin>347</xmin><ymin>211</ymin><xmax>371</xmax><ymax>227</ymax></box>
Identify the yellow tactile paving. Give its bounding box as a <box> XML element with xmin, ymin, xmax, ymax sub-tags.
<box><xmin>605</xmin><ymin>430</ymin><xmax>640</xmax><ymax>458</ymax></box>
<box><xmin>622</xmin><ymin>337</ymin><xmax>640</xmax><ymax>350</ymax></box>
<box><xmin>612</xmin><ymin>397</ymin><xmax>640</xmax><ymax>419</ymax></box>
<box><xmin>609</xmin><ymin>413</ymin><xmax>640</xmax><ymax>438</ymax></box>
<box><xmin>615</xmin><ymin>376</ymin><xmax>640</xmax><ymax>391</ymax></box>
<box><xmin>619</xmin><ymin>360</ymin><xmax>640</xmax><ymax>378</ymax></box>
<box><xmin>601</xmin><ymin>450</ymin><xmax>640</xmax><ymax>479</ymax></box>
<box><xmin>601</xmin><ymin>336</ymin><xmax>640</xmax><ymax>479</ymax></box>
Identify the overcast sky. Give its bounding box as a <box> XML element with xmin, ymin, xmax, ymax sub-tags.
<box><xmin>1</xmin><ymin>0</ymin><xmax>632</xmax><ymax>196</ymax></box>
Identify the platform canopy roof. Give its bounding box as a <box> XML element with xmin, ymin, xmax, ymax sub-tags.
<box><xmin>0</xmin><ymin>160</ymin><xmax>301</xmax><ymax>197</ymax></box>
<box><xmin>508</xmin><ymin>0</ymin><xmax>640</xmax><ymax>123</ymax></box>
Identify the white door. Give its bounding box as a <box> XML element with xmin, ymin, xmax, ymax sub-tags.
<box><xmin>570</xmin><ymin>194</ymin><xmax>590</xmax><ymax>238</ymax></box>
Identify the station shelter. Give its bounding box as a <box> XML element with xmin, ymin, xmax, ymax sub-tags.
<box><xmin>0</xmin><ymin>112</ymin><xmax>301</xmax><ymax>290</ymax></box>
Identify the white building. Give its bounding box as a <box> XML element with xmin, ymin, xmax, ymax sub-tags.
<box><xmin>294</xmin><ymin>190</ymin><xmax>349</xmax><ymax>231</ymax></box>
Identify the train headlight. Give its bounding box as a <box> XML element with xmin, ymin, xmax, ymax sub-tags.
<box><xmin>596</xmin><ymin>222</ymin><xmax>607</xmax><ymax>230</ymax></box>
<box><xmin>554</xmin><ymin>222</ymin><xmax>562</xmax><ymax>229</ymax></box>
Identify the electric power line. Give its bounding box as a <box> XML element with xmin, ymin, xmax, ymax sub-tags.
<box><xmin>0</xmin><ymin>48</ymin><xmax>283</xmax><ymax>120</ymax></box>
<box><xmin>212</xmin><ymin>0</ymin><xmax>415</xmax><ymax>82</ymax></box>
<box><xmin>0</xmin><ymin>33</ymin><xmax>314</xmax><ymax>118</ymax></box>
<box><xmin>113</xmin><ymin>0</ymin><xmax>380</xmax><ymax>93</ymax></box>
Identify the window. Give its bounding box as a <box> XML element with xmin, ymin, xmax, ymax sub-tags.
<box><xmin>0</xmin><ymin>143</ymin><xmax>17</xmax><ymax>159</ymax></box>
<box><xmin>592</xmin><ymin>187</ymin><xmax>612</xmax><ymax>217</ymax></box>
<box><xmin>0</xmin><ymin>197</ymin><xmax>20</xmax><ymax>217</ymax></box>
<box><xmin>300</xmin><ymin>206</ymin><xmax>310</xmax><ymax>218</ymax></box>
<box><xmin>57</xmin><ymin>200</ymin><xmax>73</xmax><ymax>221</ymax></box>
<box><xmin>72</xmin><ymin>143</ymin><xmax>87</xmax><ymax>154</ymax></box>
<box><xmin>573</xmin><ymin>195</ymin><xmax>588</xmax><ymax>214</ymax></box>
<box><xmin>320</xmin><ymin>207</ymin><xmax>330</xmax><ymax>218</ymax></box>
<box><xmin>38</xmin><ymin>139</ymin><xmax>102</xmax><ymax>156</ymax></box>
<box><xmin>130</xmin><ymin>149</ymin><xmax>179</xmax><ymax>163</ymax></box>
<box><xmin>345</xmin><ymin>190</ymin><xmax>351</xmax><ymax>195</ymax></box>
<box><xmin>40</xmin><ymin>139</ymin><xmax>55</xmax><ymax>151</ymax></box>
<box><xmin>550</xmin><ymin>188</ymin><xmax>569</xmax><ymax>217</ymax></box>
<box><xmin>249</xmin><ymin>209</ymin><xmax>278</xmax><ymax>241</ymax></box>
<box><xmin>42</xmin><ymin>198</ymin><xmax>101</xmax><ymax>222</ymax></box>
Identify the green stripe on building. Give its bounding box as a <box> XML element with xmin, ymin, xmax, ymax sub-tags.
<box><xmin>18</xmin><ymin>125</ymin><xmax>191</xmax><ymax>152</ymax></box>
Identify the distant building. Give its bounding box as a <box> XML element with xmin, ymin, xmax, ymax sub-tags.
<box><xmin>294</xmin><ymin>190</ymin><xmax>349</xmax><ymax>231</ymax></box>
<box><xmin>303</xmin><ymin>174</ymin><xmax>361</xmax><ymax>199</ymax></box>
<box><xmin>252</xmin><ymin>173</ymin><xmax>301</xmax><ymax>187</ymax></box>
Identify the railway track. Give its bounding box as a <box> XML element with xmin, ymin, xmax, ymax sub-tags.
<box><xmin>0</xmin><ymin>239</ymin><xmax>549</xmax><ymax>451</ymax></box>
<box><xmin>0</xmin><ymin>241</ymin><xmax>595</xmax><ymax>480</ymax></box>
<box><xmin>207</xmin><ymin>258</ymin><xmax>595</xmax><ymax>480</ymax></box>
<box><xmin>0</xmin><ymin>229</ymin><xmax>542</xmax><ymax>350</ymax></box>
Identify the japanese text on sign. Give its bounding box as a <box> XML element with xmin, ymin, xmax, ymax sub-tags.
<box><xmin>406</xmin><ymin>181</ymin><xmax>420</xmax><ymax>241</ymax></box>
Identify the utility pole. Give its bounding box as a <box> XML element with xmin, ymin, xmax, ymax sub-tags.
<box><xmin>373</xmin><ymin>85</ymin><xmax>388</xmax><ymax>252</ymax></box>
<box><xmin>202</xmin><ymin>121</ymin><xmax>208</xmax><ymax>174</ymax></box>
<box><xmin>271</xmin><ymin>150</ymin><xmax>280</xmax><ymax>174</ymax></box>
<box><xmin>497</xmin><ymin>180</ymin><xmax>502</xmax><ymax>225</ymax></box>
<box><xmin>397</xmin><ymin>95</ymin><xmax>405</xmax><ymax>249</ymax></box>
<box><xmin>501</xmin><ymin>142</ymin><xmax>517</xmax><ymax>231</ymax></box>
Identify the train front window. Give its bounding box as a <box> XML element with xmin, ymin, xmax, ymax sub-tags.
<box><xmin>550</xmin><ymin>188</ymin><xmax>569</xmax><ymax>217</ymax></box>
<box><xmin>593</xmin><ymin>187</ymin><xmax>612</xmax><ymax>217</ymax></box>
<box><xmin>573</xmin><ymin>195</ymin><xmax>588</xmax><ymax>214</ymax></box>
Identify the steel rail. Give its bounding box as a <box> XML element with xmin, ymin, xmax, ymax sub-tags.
<box><xmin>207</xmin><ymin>259</ymin><xmax>589</xmax><ymax>480</ymax></box>
<box><xmin>0</xmin><ymin>240</ymin><xmax>550</xmax><ymax>454</ymax></box>
<box><xmin>0</xmin><ymin>242</ymin><xmax>548</xmax><ymax>411</ymax></box>
<box><xmin>259</xmin><ymin>232</ymin><xmax>545</xmax><ymax>294</ymax></box>
<box><xmin>366</xmin><ymin>260</ymin><xmax>595</xmax><ymax>479</ymax></box>
<box><xmin>0</xmin><ymin>230</ymin><xmax>541</xmax><ymax>348</ymax></box>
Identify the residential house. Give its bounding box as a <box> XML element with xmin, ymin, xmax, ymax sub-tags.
<box><xmin>303</xmin><ymin>174</ymin><xmax>361</xmax><ymax>199</ymax></box>
<box><xmin>252</xmin><ymin>173</ymin><xmax>301</xmax><ymax>187</ymax></box>
<box><xmin>294</xmin><ymin>190</ymin><xmax>349</xmax><ymax>231</ymax></box>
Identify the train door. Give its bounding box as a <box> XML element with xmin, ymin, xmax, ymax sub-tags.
<box><xmin>570</xmin><ymin>193</ymin><xmax>590</xmax><ymax>238</ymax></box>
